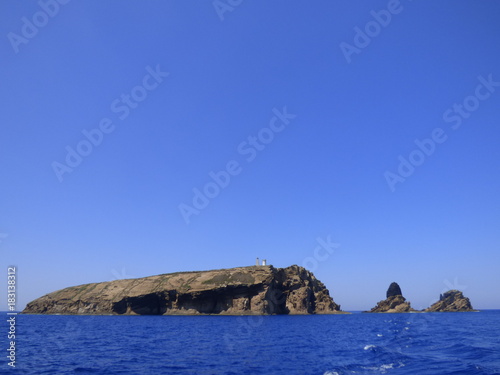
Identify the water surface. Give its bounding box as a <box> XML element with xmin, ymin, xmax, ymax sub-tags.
<box><xmin>2</xmin><ymin>310</ymin><xmax>499</xmax><ymax>374</ymax></box>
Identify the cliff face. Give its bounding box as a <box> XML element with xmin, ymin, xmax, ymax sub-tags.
<box><xmin>424</xmin><ymin>290</ymin><xmax>476</xmax><ymax>312</ymax></box>
<box><xmin>366</xmin><ymin>282</ymin><xmax>416</xmax><ymax>313</ymax></box>
<box><xmin>22</xmin><ymin>265</ymin><xmax>342</xmax><ymax>315</ymax></box>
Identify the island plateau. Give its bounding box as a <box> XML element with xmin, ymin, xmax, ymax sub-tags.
<box><xmin>22</xmin><ymin>265</ymin><xmax>344</xmax><ymax>315</ymax></box>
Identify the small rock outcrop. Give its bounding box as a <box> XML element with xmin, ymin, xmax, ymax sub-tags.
<box><xmin>366</xmin><ymin>282</ymin><xmax>416</xmax><ymax>313</ymax></box>
<box><xmin>22</xmin><ymin>265</ymin><xmax>343</xmax><ymax>315</ymax></box>
<box><xmin>424</xmin><ymin>290</ymin><xmax>476</xmax><ymax>312</ymax></box>
<box><xmin>386</xmin><ymin>282</ymin><xmax>402</xmax><ymax>298</ymax></box>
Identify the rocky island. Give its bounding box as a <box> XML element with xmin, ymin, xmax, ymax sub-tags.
<box><xmin>366</xmin><ymin>282</ymin><xmax>417</xmax><ymax>313</ymax></box>
<box><xmin>365</xmin><ymin>283</ymin><xmax>476</xmax><ymax>313</ymax></box>
<box><xmin>22</xmin><ymin>265</ymin><xmax>344</xmax><ymax>315</ymax></box>
<box><xmin>425</xmin><ymin>290</ymin><xmax>476</xmax><ymax>312</ymax></box>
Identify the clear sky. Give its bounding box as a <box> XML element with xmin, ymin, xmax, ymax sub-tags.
<box><xmin>1</xmin><ymin>1</ymin><xmax>499</xmax><ymax>311</ymax></box>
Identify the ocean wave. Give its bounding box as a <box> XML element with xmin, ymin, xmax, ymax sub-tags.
<box><xmin>361</xmin><ymin>362</ymin><xmax>406</xmax><ymax>373</ymax></box>
<box><xmin>324</xmin><ymin>361</ymin><xmax>406</xmax><ymax>375</ymax></box>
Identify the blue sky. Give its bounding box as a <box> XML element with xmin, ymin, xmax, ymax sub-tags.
<box><xmin>1</xmin><ymin>0</ymin><xmax>499</xmax><ymax>311</ymax></box>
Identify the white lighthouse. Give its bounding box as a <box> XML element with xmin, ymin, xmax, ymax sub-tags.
<box><xmin>262</xmin><ymin>259</ymin><xmax>267</xmax><ymax>266</ymax></box>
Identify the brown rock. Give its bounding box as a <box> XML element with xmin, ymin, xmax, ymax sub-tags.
<box><xmin>22</xmin><ymin>265</ymin><xmax>344</xmax><ymax>315</ymax></box>
<box><xmin>424</xmin><ymin>290</ymin><xmax>476</xmax><ymax>312</ymax></box>
<box><xmin>367</xmin><ymin>295</ymin><xmax>416</xmax><ymax>313</ymax></box>
<box><xmin>366</xmin><ymin>282</ymin><xmax>417</xmax><ymax>313</ymax></box>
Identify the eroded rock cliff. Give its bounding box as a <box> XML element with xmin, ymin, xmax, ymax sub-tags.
<box><xmin>366</xmin><ymin>282</ymin><xmax>416</xmax><ymax>313</ymax></box>
<box><xmin>424</xmin><ymin>290</ymin><xmax>476</xmax><ymax>312</ymax></box>
<box><xmin>22</xmin><ymin>265</ymin><xmax>343</xmax><ymax>315</ymax></box>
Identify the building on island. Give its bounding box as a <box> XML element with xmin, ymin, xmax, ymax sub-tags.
<box><xmin>255</xmin><ymin>258</ymin><xmax>268</xmax><ymax>266</ymax></box>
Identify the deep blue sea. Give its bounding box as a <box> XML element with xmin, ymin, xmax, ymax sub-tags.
<box><xmin>2</xmin><ymin>311</ymin><xmax>499</xmax><ymax>374</ymax></box>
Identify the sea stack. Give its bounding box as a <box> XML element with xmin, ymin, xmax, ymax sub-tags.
<box><xmin>386</xmin><ymin>282</ymin><xmax>402</xmax><ymax>298</ymax></box>
<box><xmin>366</xmin><ymin>282</ymin><xmax>416</xmax><ymax>313</ymax></box>
<box><xmin>22</xmin><ymin>265</ymin><xmax>344</xmax><ymax>315</ymax></box>
<box><xmin>424</xmin><ymin>290</ymin><xmax>476</xmax><ymax>312</ymax></box>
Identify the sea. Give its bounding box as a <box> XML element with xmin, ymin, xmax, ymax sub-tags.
<box><xmin>2</xmin><ymin>310</ymin><xmax>499</xmax><ymax>374</ymax></box>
